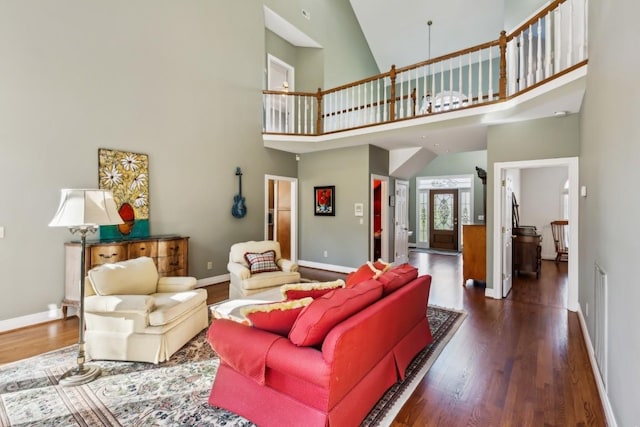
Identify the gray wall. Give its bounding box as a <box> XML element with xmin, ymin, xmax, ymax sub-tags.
<box><xmin>299</xmin><ymin>146</ymin><xmax>371</xmax><ymax>267</ymax></box>
<box><xmin>0</xmin><ymin>0</ymin><xmax>378</xmax><ymax>322</ymax></box>
<box><xmin>409</xmin><ymin>150</ymin><xmax>487</xmax><ymax>244</ymax></box>
<box><xmin>486</xmin><ymin>114</ymin><xmax>580</xmax><ymax>291</ymax></box>
<box><xmin>264</xmin><ymin>0</ymin><xmax>379</xmax><ymax>88</ymax></box>
<box><xmin>579</xmin><ymin>0</ymin><xmax>640</xmax><ymax>423</ymax></box>
<box><xmin>265</xmin><ymin>30</ymin><xmax>324</xmax><ymax>93</ymax></box>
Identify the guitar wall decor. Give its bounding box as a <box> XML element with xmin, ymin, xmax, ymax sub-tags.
<box><xmin>231</xmin><ymin>167</ymin><xmax>247</xmax><ymax>218</ymax></box>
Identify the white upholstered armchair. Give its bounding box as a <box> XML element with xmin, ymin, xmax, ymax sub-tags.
<box><xmin>227</xmin><ymin>240</ymin><xmax>300</xmax><ymax>299</ymax></box>
<box><xmin>83</xmin><ymin>256</ymin><xmax>208</xmax><ymax>364</ymax></box>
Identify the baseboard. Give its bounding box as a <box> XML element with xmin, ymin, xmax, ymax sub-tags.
<box><xmin>576</xmin><ymin>306</ymin><xmax>618</xmax><ymax>427</ymax></box>
<box><xmin>196</xmin><ymin>273</ymin><xmax>230</xmax><ymax>288</ymax></box>
<box><xmin>0</xmin><ymin>307</ymin><xmax>64</xmax><ymax>333</ymax></box>
<box><xmin>297</xmin><ymin>260</ymin><xmax>355</xmax><ymax>274</ymax></box>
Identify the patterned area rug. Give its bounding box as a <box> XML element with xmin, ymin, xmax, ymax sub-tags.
<box><xmin>0</xmin><ymin>306</ymin><xmax>465</xmax><ymax>426</ymax></box>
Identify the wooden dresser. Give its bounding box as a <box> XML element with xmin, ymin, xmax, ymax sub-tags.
<box><xmin>462</xmin><ymin>224</ymin><xmax>486</xmax><ymax>285</ymax></box>
<box><xmin>62</xmin><ymin>235</ymin><xmax>189</xmax><ymax>318</ymax></box>
<box><xmin>512</xmin><ymin>233</ymin><xmax>542</xmax><ymax>278</ymax></box>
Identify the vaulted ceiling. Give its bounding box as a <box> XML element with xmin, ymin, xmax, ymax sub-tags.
<box><xmin>349</xmin><ymin>0</ymin><xmax>505</xmax><ymax>72</ymax></box>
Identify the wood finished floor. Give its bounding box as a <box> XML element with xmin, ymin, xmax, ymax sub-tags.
<box><xmin>0</xmin><ymin>254</ymin><xmax>605</xmax><ymax>426</ymax></box>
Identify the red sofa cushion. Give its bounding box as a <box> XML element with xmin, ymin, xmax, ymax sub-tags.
<box><xmin>377</xmin><ymin>263</ymin><xmax>419</xmax><ymax>295</ymax></box>
<box><xmin>289</xmin><ymin>280</ymin><xmax>383</xmax><ymax>347</ymax></box>
<box><xmin>345</xmin><ymin>260</ymin><xmax>391</xmax><ymax>287</ymax></box>
<box><xmin>280</xmin><ymin>279</ymin><xmax>345</xmax><ymax>301</ymax></box>
<box><xmin>240</xmin><ymin>298</ymin><xmax>313</xmax><ymax>336</ymax></box>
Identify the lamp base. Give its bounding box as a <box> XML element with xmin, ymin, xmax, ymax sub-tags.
<box><xmin>58</xmin><ymin>365</ymin><xmax>101</xmax><ymax>387</ymax></box>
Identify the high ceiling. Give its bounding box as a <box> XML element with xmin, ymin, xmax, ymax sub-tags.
<box><xmin>349</xmin><ymin>0</ymin><xmax>505</xmax><ymax>72</ymax></box>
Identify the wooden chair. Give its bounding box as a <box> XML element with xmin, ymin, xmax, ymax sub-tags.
<box><xmin>550</xmin><ymin>220</ymin><xmax>569</xmax><ymax>264</ymax></box>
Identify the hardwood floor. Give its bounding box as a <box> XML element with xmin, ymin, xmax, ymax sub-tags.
<box><xmin>0</xmin><ymin>256</ymin><xmax>605</xmax><ymax>426</ymax></box>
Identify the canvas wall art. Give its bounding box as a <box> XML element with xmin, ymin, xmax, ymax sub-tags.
<box><xmin>98</xmin><ymin>148</ymin><xmax>150</xmax><ymax>239</ymax></box>
<box><xmin>314</xmin><ymin>185</ymin><xmax>335</xmax><ymax>216</ymax></box>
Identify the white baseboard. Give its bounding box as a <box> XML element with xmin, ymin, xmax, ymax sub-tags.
<box><xmin>0</xmin><ymin>307</ymin><xmax>64</xmax><ymax>333</ymax></box>
<box><xmin>576</xmin><ymin>306</ymin><xmax>618</xmax><ymax>427</ymax></box>
<box><xmin>297</xmin><ymin>260</ymin><xmax>355</xmax><ymax>274</ymax></box>
<box><xmin>196</xmin><ymin>273</ymin><xmax>230</xmax><ymax>288</ymax></box>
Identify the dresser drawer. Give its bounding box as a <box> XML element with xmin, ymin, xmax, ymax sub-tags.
<box><xmin>128</xmin><ymin>241</ymin><xmax>158</xmax><ymax>259</ymax></box>
<box><xmin>157</xmin><ymin>255</ymin><xmax>184</xmax><ymax>275</ymax></box>
<box><xmin>90</xmin><ymin>243</ymin><xmax>128</xmax><ymax>267</ymax></box>
<box><xmin>158</xmin><ymin>239</ymin><xmax>186</xmax><ymax>257</ymax></box>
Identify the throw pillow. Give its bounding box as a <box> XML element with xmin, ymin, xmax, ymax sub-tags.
<box><xmin>240</xmin><ymin>298</ymin><xmax>313</xmax><ymax>336</ymax></box>
<box><xmin>289</xmin><ymin>282</ymin><xmax>383</xmax><ymax>347</ymax></box>
<box><xmin>244</xmin><ymin>250</ymin><xmax>280</xmax><ymax>274</ymax></box>
<box><xmin>280</xmin><ymin>279</ymin><xmax>346</xmax><ymax>300</ymax></box>
<box><xmin>345</xmin><ymin>259</ymin><xmax>391</xmax><ymax>287</ymax></box>
<box><xmin>377</xmin><ymin>263</ymin><xmax>419</xmax><ymax>295</ymax></box>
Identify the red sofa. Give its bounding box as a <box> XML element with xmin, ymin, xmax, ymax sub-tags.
<box><xmin>207</xmin><ymin>272</ymin><xmax>432</xmax><ymax>427</ymax></box>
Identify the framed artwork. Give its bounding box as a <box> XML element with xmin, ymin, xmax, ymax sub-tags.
<box><xmin>314</xmin><ymin>185</ymin><xmax>335</xmax><ymax>216</ymax></box>
<box><xmin>98</xmin><ymin>148</ymin><xmax>150</xmax><ymax>239</ymax></box>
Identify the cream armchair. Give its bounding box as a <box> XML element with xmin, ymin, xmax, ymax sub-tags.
<box><xmin>83</xmin><ymin>256</ymin><xmax>208</xmax><ymax>364</ymax></box>
<box><xmin>227</xmin><ymin>240</ymin><xmax>300</xmax><ymax>299</ymax></box>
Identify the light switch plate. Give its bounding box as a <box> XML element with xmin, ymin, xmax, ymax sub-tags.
<box><xmin>0</xmin><ymin>226</ymin><xmax>4</xmax><ymax>239</ymax></box>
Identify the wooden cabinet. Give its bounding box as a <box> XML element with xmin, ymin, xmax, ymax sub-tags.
<box><xmin>62</xmin><ymin>235</ymin><xmax>189</xmax><ymax>318</ymax></box>
<box><xmin>512</xmin><ymin>234</ymin><xmax>542</xmax><ymax>278</ymax></box>
<box><xmin>462</xmin><ymin>224</ymin><xmax>486</xmax><ymax>285</ymax></box>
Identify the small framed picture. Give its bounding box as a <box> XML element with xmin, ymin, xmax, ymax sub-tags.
<box><xmin>314</xmin><ymin>186</ymin><xmax>335</xmax><ymax>216</ymax></box>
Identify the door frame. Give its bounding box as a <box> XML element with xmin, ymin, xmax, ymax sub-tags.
<box><xmin>370</xmin><ymin>174</ymin><xmax>389</xmax><ymax>261</ymax></box>
<box><xmin>491</xmin><ymin>157</ymin><xmax>578</xmax><ymax>311</ymax></box>
<box><xmin>394</xmin><ymin>179</ymin><xmax>409</xmax><ymax>264</ymax></box>
<box><xmin>415</xmin><ymin>174</ymin><xmax>474</xmax><ymax>250</ymax></box>
<box><xmin>264</xmin><ymin>174</ymin><xmax>298</xmax><ymax>263</ymax></box>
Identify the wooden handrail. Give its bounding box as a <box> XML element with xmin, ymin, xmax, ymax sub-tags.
<box><xmin>506</xmin><ymin>0</ymin><xmax>567</xmax><ymax>42</ymax></box>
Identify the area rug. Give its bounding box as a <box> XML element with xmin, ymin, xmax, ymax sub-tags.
<box><xmin>0</xmin><ymin>306</ymin><xmax>465</xmax><ymax>426</ymax></box>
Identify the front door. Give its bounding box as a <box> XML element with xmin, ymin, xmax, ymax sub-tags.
<box><xmin>502</xmin><ymin>174</ymin><xmax>514</xmax><ymax>297</ymax></box>
<box><xmin>429</xmin><ymin>189</ymin><xmax>459</xmax><ymax>250</ymax></box>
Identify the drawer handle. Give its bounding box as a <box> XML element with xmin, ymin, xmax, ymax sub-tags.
<box><xmin>99</xmin><ymin>253</ymin><xmax>118</xmax><ymax>259</ymax></box>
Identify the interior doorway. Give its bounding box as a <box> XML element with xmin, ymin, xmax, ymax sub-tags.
<box><xmin>267</xmin><ymin>54</ymin><xmax>295</xmax><ymax>133</ymax></box>
<box><xmin>371</xmin><ymin>175</ymin><xmax>389</xmax><ymax>262</ymax></box>
<box><xmin>492</xmin><ymin>157</ymin><xmax>578</xmax><ymax>311</ymax></box>
<box><xmin>265</xmin><ymin>175</ymin><xmax>298</xmax><ymax>262</ymax></box>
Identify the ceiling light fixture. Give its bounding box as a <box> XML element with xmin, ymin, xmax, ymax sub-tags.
<box><xmin>420</xmin><ymin>20</ymin><xmax>434</xmax><ymax>115</ymax></box>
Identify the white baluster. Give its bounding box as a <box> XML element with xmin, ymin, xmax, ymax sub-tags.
<box><xmin>536</xmin><ymin>18</ymin><xmax>543</xmax><ymax>82</ymax></box>
<box><xmin>554</xmin><ymin>8</ymin><xmax>562</xmax><ymax>72</ymax></box>
<box><xmin>527</xmin><ymin>25</ymin><xmax>534</xmax><ymax>86</ymax></box>
<box><xmin>377</xmin><ymin>79</ymin><xmax>382</xmax><ymax>122</ymax></box>
<box><xmin>545</xmin><ymin>13</ymin><xmax>553</xmax><ymax>78</ymax></box>
<box><xmin>519</xmin><ymin>34</ymin><xmax>525</xmax><ymax>90</ymax></box>
<box><xmin>567</xmin><ymin>0</ymin><xmax>574</xmax><ymax>67</ymax></box>
<box><xmin>407</xmin><ymin>70</ymin><xmax>412</xmax><ymax>117</ymax></box>
<box><xmin>448</xmin><ymin>59</ymin><xmax>453</xmax><ymax>110</ymax></box>
<box><xmin>507</xmin><ymin>39</ymin><xmax>518</xmax><ymax>95</ymax></box>
<box><xmin>478</xmin><ymin>49</ymin><xmax>483</xmax><ymax>103</ymax></box>
<box><xmin>458</xmin><ymin>56</ymin><xmax>463</xmax><ymax>107</ymax></box>
<box><xmin>468</xmin><ymin>53</ymin><xmax>473</xmax><ymax>104</ymax></box>
<box><xmin>582</xmin><ymin>0</ymin><xmax>589</xmax><ymax>61</ymax></box>
<box><xmin>488</xmin><ymin>47</ymin><xmax>493</xmax><ymax>101</ymax></box>
<box><xmin>399</xmin><ymin>72</ymin><xmax>404</xmax><ymax>119</ymax></box>
<box><xmin>439</xmin><ymin>60</ymin><xmax>443</xmax><ymax>110</ymax></box>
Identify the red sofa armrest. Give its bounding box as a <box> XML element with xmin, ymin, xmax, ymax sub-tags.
<box><xmin>207</xmin><ymin>319</ymin><xmax>284</xmax><ymax>384</ymax></box>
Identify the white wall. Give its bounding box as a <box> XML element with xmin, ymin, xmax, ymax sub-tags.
<box><xmin>519</xmin><ymin>166</ymin><xmax>568</xmax><ymax>259</ymax></box>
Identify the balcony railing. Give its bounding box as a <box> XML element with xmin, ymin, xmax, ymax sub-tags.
<box><xmin>263</xmin><ymin>0</ymin><xmax>588</xmax><ymax>136</ymax></box>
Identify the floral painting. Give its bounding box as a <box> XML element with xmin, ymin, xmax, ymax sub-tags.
<box><xmin>98</xmin><ymin>148</ymin><xmax>150</xmax><ymax>239</ymax></box>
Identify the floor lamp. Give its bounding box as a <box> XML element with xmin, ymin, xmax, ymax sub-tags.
<box><xmin>49</xmin><ymin>189</ymin><xmax>123</xmax><ymax>386</ymax></box>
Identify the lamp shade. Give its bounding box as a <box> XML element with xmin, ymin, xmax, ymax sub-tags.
<box><xmin>49</xmin><ymin>189</ymin><xmax>124</xmax><ymax>228</ymax></box>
